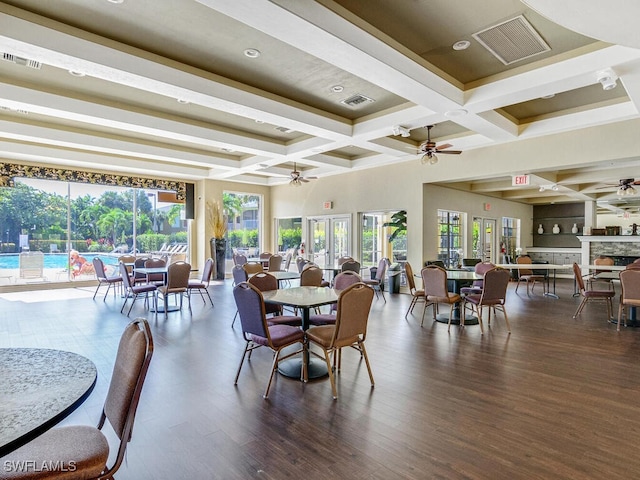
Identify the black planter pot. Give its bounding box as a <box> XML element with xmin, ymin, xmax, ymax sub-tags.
<box><xmin>210</xmin><ymin>238</ymin><xmax>227</xmax><ymax>280</ymax></box>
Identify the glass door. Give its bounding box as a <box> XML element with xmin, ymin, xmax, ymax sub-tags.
<box><xmin>308</xmin><ymin>216</ymin><xmax>350</xmax><ymax>267</ymax></box>
<box><xmin>472</xmin><ymin>217</ymin><xmax>496</xmax><ymax>263</ymax></box>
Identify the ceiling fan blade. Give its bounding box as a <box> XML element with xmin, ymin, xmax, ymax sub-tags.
<box><xmin>436</xmin><ymin>143</ymin><xmax>453</xmax><ymax>150</ymax></box>
<box><xmin>301</xmin><ymin>178</ymin><xmax>310</xmax><ymax>183</ymax></box>
<box><xmin>307</xmin><ymin>176</ymin><xmax>318</xmax><ymax>180</ymax></box>
<box><xmin>437</xmin><ymin>150</ymin><xmax>462</xmax><ymax>155</ymax></box>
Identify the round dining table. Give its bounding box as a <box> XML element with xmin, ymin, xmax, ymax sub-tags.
<box><xmin>0</xmin><ymin>348</ymin><xmax>97</xmax><ymax>457</ymax></box>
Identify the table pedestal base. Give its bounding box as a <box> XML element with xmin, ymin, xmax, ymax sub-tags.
<box><xmin>278</xmin><ymin>357</ymin><xmax>328</xmax><ymax>379</ymax></box>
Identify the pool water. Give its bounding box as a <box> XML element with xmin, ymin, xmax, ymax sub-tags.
<box><xmin>0</xmin><ymin>253</ymin><xmax>119</xmax><ymax>270</ymax></box>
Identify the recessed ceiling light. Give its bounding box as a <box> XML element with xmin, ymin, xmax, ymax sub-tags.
<box><xmin>254</xmin><ymin>119</ymin><xmax>264</xmax><ymax>124</ymax></box>
<box><xmin>541</xmin><ymin>94</ymin><xmax>555</xmax><ymax>99</ymax></box>
<box><xmin>243</xmin><ymin>48</ymin><xmax>261</xmax><ymax>59</ymax></box>
<box><xmin>331</xmin><ymin>85</ymin><xmax>344</xmax><ymax>93</ymax></box>
<box><xmin>106</xmin><ymin>0</ymin><xmax>124</xmax><ymax>4</ymax></box>
<box><xmin>176</xmin><ymin>98</ymin><xmax>189</xmax><ymax>104</ymax></box>
<box><xmin>68</xmin><ymin>70</ymin><xmax>85</xmax><ymax>77</ymax></box>
<box><xmin>445</xmin><ymin>109</ymin><xmax>468</xmax><ymax>117</ymax></box>
<box><xmin>452</xmin><ymin>40</ymin><xmax>471</xmax><ymax>51</ymax></box>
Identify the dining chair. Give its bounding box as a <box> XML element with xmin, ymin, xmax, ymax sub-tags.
<box><xmin>337</xmin><ymin>255</ymin><xmax>353</xmax><ymax>266</ymax></box>
<box><xmin>572</xmin><ymin>263</ymin><xmax>614</xmax><ymax>319</ymax></box>
<box><xmin>248</xmin><ymin>272</ymin><xmax>301</xmax><ymax>326</ymax></box>
<box><xmin>118</xmin><ymin>254</ymin><xmax>136</xmax><ymax>276</ymax></box>
<box><xmin>617</xmin><ymin>268</ymin><xmax>640</xmax><ymax>331</ymax></box>
<box><xmin>589</xmin><ymin>255</ymin><xmax>615</xmax><ymax>289</ymax></box>
<box><xmin>403</xmin><ymin>261</ymin><xmax>424</xmax><ymax>318</ymax></box>
<box><xmin>231</xmin><ymin>265</ymin><xmax>249</xmax><ymax>328</ymax></box>
<box><xmin>421</xmin><ymin>265</ymin><xmax>461</xmax><ymax>329</ymax></box>
<box><xmin>296</xmin><ymin>256</ymin><xmax>311</xmax><ymax>273</ymax></box>
<box><xmin>300</xmin><ymin>264</ymin><xmax>329</xmax><ymax>287</ymax></box>
<box><xmin>2</xmin><ymin>318</ymin><xmax>153</xmax><ymax>479</ymax></box>
<box><xmin>259</xmin><ymin>252</ymin><xmax>272</xmax><ymax>270</ymax></box>
<box><xmin>306</xmin><ymin>283</ymin><xmax>375</xmax><ymax>399</ymax></box>
<box><xmin>233</xmin><ymin>282</ymin><xmax>305</xmax><ymax>398</ymax></box>
<box><xmin>233</xmin><ymin>252</ymin><xmax>247</xmax><ymax>266</ymax></box>
<box><xmin>156</xmin><ymin>261</ymin><xmax>192</xmax><ymax>318</ymax></box>
<box><xmin>460</xmin><ymin>261</ymin><xmax>495</xmax><ymax>296</ymax></box>
<box><xmin>462</xmin><ymin>267</ymin><xmax>511</xmax><ymax>334</ymax></box>
<box><xmin>92</xmin><ymin>257</ymin><xmax>122</xmax><ymax>300</ymax></box>
<box><xmin>187</xmin><ymin>257</ymin><xmax>214</xmax><ymax>306</ymax></box>
<box><xmin>341</xmin><ymin>259</ymin><xmax>361</xmax><ymax>273</ymax></box>
<box><xmin>133</xmin><ymin>256</ymin><xmax>151</xmax><ymax>285</ymax></box>
<box><xmin>119</xmin><ymin>261</ymin><xmax>157</xmax><ymax>316</ymax></box>
<box><xmin>363</xmin><ymin>258</ymin><xmax>389</xmax><ymax>302</ymax></box>
<box><xmin>144</xmin><ymin>257</ymin><xmax>166</xmax><ymax>286</ymax></box>
<box><xmin>243</xmin><ymin>262</ymin><xmax>264</xmax><ymax>275</ymax></box>
<box><xmin>267</xmin><ymin>254</ymin><xmax>283</xmax><ymax>271</ymax></box>
<box><xmin>309</xmin><ymin>271</ymin><xmax>362</xmax><ymax>326</ymax></box>
<box><xmin>514</xmin><ymin>255</ymin><xmax>547</xmax><ymax>295</ymax></box>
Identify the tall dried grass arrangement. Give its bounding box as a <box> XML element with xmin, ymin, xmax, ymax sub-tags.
<box><xmin>206</xmin><ymin>200</ymin><xmax>227</xmax><ymax>239</ymax></box>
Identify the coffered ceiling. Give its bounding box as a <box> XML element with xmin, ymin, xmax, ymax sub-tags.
<box><xmin>1</xmin><ymin>0</ymin><xmax>640</xmax><ymax>210</ymax></box>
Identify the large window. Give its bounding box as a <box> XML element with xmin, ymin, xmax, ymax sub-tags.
<box><xmin>361</xmin><ymin>211</ymin><xmax>406</xmax><ymax>267</ymax></box>
<box><xmin>276</xmin><ymin>217</ymin><xmax>302</xmax><ymax>255</ymax></box>
<box><xmin>437</xmin><ymin>209</ymin><xmax>463</xmax><ymax>268</ymax></box>
<box><xmin>0</xmin><ymin>178</ymin><xmax>186</xmax><ymax>286</ymax></box>
<box><xmin>224</xmin><ymin>192</ymin><xmax>261</xmax><ymax>259</ymax></box>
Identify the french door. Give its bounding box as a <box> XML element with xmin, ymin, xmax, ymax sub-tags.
<box><xmin>308</xmin><ymin>216</ymin><xmax>350</xmax><ymax>267</ymax></box>
<box><xmin>472</xmin><ymin>217</ymin><xmax>496</xmax><ymax>263</ymax></box>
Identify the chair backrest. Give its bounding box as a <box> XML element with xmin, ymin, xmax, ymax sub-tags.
<box><xmin>268</xmin><ymin>254</ymin><xmax>283</xmax><ymax>271</ymax></box>
<box><xmin>475</xmin><ymin>261</ymin><xmax>495</xmax><ymax>275</ymax></box>
<box><xmin>166</xmin><ymin>261</ymin><xmax>191</xmax><ymax>290</ymax></box>
<box><xmin>296</xmin><ymin>256</ymin><xmax>310</xmax><ymax>273</ymax></box>
<box><xmin>333</xmin><ymin>271</ymin><xmax>362</xmax><ymax>290</ymax></box>
<box><xmin>201</xmin><ymin>258</ymin><xmax>214</xmax><ymax>283</ymax></box>
<box><xmin>119</xmin><ymin>261</ymin><xmax>133</xmax><ymax>289</ymax></box>
<box><xmin>103</xmin><ymin>318</ymin><xmax>153</xmax><ymax>443</ymax></box>
<box><xmin>118</xmin><ymin>255</ymin><xmax>136</xmax><ymax>274</ymax></box>
<box><xmin>421</xmin><ymin>265</ymin><xmax>449</xmax><ymax>298</ymax></box>
<box><xmin>479</xmin><ymin>268</ymin><xmax>510</xmax><ymax>303</ymax></box>
<box><xmin>516</xmin><ymin>255</ymin><xmax>533</xmax><ymax>276</ymax></box>
<box><xmin>620</xmin><ymin>269</ymin><xmax>640</xmax><ymax>303</ymax></box>
<box><xmin>233</xmin><ymin>253</ymin><xmax>247</xmax><ymax>266</ymax></box>
<box><xmin>93</xmin><ymin>257</ymin><xmax>107</xmax><ymax>280</ymax></box>
<box><xmin>375</xmin><ymin>258</ymin><xmax>389</xmax><ymax>281</ymax></box>
<box><xmin>332</xmin><ymin>283</ymin><xmax>374</xmax><ymax>348</ymax></box>
<box><xmin>283</xmin><ymin>252</ymin><xmax>293</xmax><ymax>271</ymax></box>
<box><xmin>248</xmin><ymin>272</ymin><xmax>278</xmax><ymax>292</ymax></box>
<box><xmin>259</xmin><ymin>252</ymin><xmax>272</xmax><ymax>261</ymax></box>
<box><xmin>243</xmin><ymin>262</ymin><xmax>264</xmax><ymax>275</ymax></box>
<box><xmin>233</xmin><ymin>282</ymin><xmax>270</xmax><ymax>340</ymax></box>
<box><xmin>404</xmin><ymin>261</ymin><xmax>417</xmax><ymax>292</ymax></box>
<box><xmin>144</xmin><ymin>258</ymin><xmax>166</xmax><ymax>283</ymax></box>
<box><xmin>573</xmin><ymin>263</ymin><xmax>586</xmax><ymax>292</ymax></box>
<box><xmin>341</xmin><ymin>260</ymin><xmax>361</xmax><ymax>273</ymax></box>
<box><xmin>594</xmin><ymin>255</ymin><xmax>614</xmax><ymax>274</ymax></box>
<box><xmin>232</xmin><ymin>264</ymin><xmax>248</xmax><ymax>285</ymax></box>
<box><xmin>133</xmin><ymin>257</ymin><xmax>150</xmax><ymax>279</ymax></box>
<box><xmin>300</xmin><ymin>265</ymin><xmax>324</xmax><ymax>286</ymax></box>
<box><xmin>337</xmin><ymin>256</ymin><xmax>353</xmax><ymax>266</ymax></box>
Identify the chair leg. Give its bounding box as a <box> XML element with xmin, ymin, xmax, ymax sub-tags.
<box><xmin>359</xmin><ymin>341</ymin><xmax>375</xmax><ymax>387</ymax></box>
<box><xmin>234</xmin><ymin>342</ymin><xmax>252</xmax><ymax>385</ymax></box>
<box><xmin>573</xmin><ymin>297</ymin><xmax>587</xmax><ymax>318</ymax></box>
<box><xmin>618</xmin><ymin>302</ymin><xmax>624</xmax><ymax>331</ymax></box>
<box><xmin>476</xmin><ymin>305</ymin><xmax>484</xmax><ymax>334</ymax></box>
<box><xmin>263</xmin><ymin>349</ymin><xmax>282</xmax><ymax>399</ymax></box>
<box><xmin>232</xmin><ymin>310</ymin><xmax>239</xmax><ymax>327</ymax></box>
<box><xmin>323</xmin><ymin>348</ymin><xmax>338</xmax><ymax>399</ymax></box>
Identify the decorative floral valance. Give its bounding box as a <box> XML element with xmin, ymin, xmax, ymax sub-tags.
<box><xmin>0</xmin><ymin>162</ymin><xmax>187</xmax><ymax>200</ymax></box>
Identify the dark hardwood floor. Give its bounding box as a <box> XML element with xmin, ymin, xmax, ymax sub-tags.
<box><xmin>2</xmin><ymin>278</ymin><xmax>640</xmax><ymax>479</ymax></box>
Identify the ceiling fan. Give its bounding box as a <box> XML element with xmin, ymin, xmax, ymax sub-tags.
<box><xmin>418</xmin><ymin>125</ymin><xmax>462</xmax><ymax>165</ymax></box>
<box><xmin>289</xmin><ymin>162</ymin><xmax>317</xmax><ymax>187</ymax></box>
<box><xmin>598</xmin><ymin>178</ymin><xmax>640</xmax><ymax>196</ymax></box>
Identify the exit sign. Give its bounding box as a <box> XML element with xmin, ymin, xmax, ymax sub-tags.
<box><xmin>512</xmin><ymin>174</ymin><xmax>530</xmax><ymax>186</ymax></box>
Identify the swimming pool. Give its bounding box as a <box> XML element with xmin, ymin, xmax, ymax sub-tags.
<box><xmin>0</xmin><ymin>253</ymin><xmax>119</xmax><ymax>270</ymax></box>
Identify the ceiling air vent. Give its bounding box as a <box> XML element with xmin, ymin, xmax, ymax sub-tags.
<box><xmin>275</xmin><ymin>126</ymin><xmax>296</xmax><ymax>134</ymax></box>
<box><xmin>340</xmin><ymin>93</ymin><xmax>374</xmax><ymax>107</ymax></box>
<box><xmin>472</xmin><ymin>15</ymin><xmax>550</xmax><ymax>65</ymax></box>
<box><xmin>1</xmin><ymin>53</ymin><xmax>42</xmax><ymax>69</ymax></box>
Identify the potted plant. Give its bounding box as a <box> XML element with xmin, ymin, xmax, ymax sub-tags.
<box><xmin>207</xmin><ymin>200</ymin><xmax>227</xmax><ymax>280</ymax></box>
